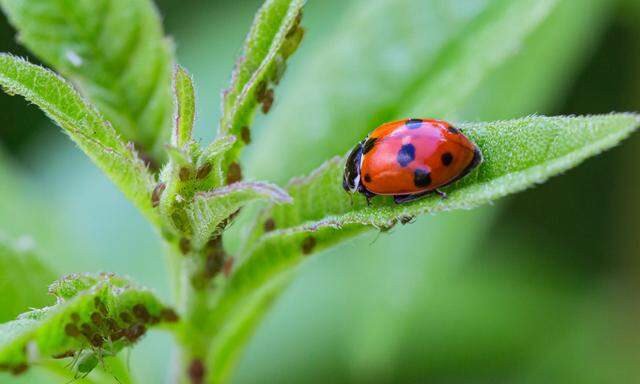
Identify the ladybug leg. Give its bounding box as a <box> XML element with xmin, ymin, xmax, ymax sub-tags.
<box><xmin>359</xmin><ymin>185</ymin><xmax>376</xmax><ymax>205</ymax></box>
<box><xmin>434</xmin><ymin>189</ymin><xmax>448</xmax><ymax>199</ymax></box>
<box><xmin>393</xmin><ymin>190</ymin><xmax>431</xmax><ymax>204</ymax></box>
<box><xmin>364</xmin><ymin>190</ymin><xmax>376</xmax><ymax>206</ymax></box>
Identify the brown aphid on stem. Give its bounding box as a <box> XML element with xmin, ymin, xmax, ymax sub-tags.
<box><xmin>65</xmin><ymin>324</ymin><xmax>81</xmax><ymax>338</ymax></box>
<box><xmin>179</xmin><ymin>238</ymin><xmax>192</xmax><ymax>255</ymax></box>
<box><xmin>11</xmin><ymin>363</ymin><xmax>28</xmax><ymax>375</ymax></box>
<box><xmin>301</xmin><ymin>236</ymin><xmax>317</xmax><ymax>255</ymax></box>
<box><xmin>179</xmin><ymin>167</ymin><xmax>192</xmax><ymax>181</ymax></box>
<box><xmin>188</xmin><ymin>359</ymin><xmax>205</xmax><ymax>384</ymax></box>
<box><xmin>160</xmin><ymin>308</ymin><xmax>180</xmax><ymax>323</ymax></box>
<box><xmin>196</xmin><ymin>163</ymin><xmax>213</xmax><ymax>180</ymax></box>
<box><xmin>226</xmin><ymin>162</ymin><xmax>243</xmax><ymax>184</ymax></box>
<box><xmin>261</xmin><ymin>89</ymin><xmax>274</xmax><ymax>114</ymax></box>
<box><xmin>90</xmin><ymin>312</ymin><xmax>103</xmax><ymax>327</ymax></box>
<box><xmin>240</xmin><ymin>126</ymin><xmax>251</xmax><ymax>144</ymax></box>
<box><xmin>132</xmin><ymin>304</ymin><xmax>151</xmax><ymax>322</ymax></box>
<box><xmin>263</xmin><ymin>218</ymin><xmax>276</xmax><ymax>232</ymax></box>
<box><xmin>151</xmin><ymin>183</ymin><xmax>166</xmax><ymax>208</ymax></box>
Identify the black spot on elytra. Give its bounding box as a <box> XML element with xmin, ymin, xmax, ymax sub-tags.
<box><xmin>414</xmin><ymin>168</ymin><xmax>432</xmax><ymax>187</ymax></box>
<box><xmin>406</xmin><ymin>119</ymin><xmax>423</xmax><ymax>129</ymax></box>
<box><xmin>397</xmin><ymin>144</ymin><xmax>415</xmax><ymax>167</ymax></box>
<box><xmin>364</xmin><ymin>174</ymin><xmax>372</xmax><ymax>183</ymax></box>
<box><xmin>363</xmin><ymin>137</ymin><xmax>377</xmax><ymax>154</ymax></box>
<box><xmin>441</xmin><ymin>152</ymin><xmax>453</xmax><ymax>166</ymax></box>
<box><xmin>448</xmin><ymin>126</ymin><xmax>461</xmax><ymax>134</ymax></box>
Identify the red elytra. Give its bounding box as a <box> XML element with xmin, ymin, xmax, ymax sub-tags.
<box><xmin>343</xmin><ymin>118</ymin><xmax>482</xmax><ymax>204</ymax></box>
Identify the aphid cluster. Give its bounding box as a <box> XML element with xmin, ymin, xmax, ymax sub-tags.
<box><xmin>190</xmin><ymin>235</ymin><xmax>232</xmax><ymax>289</ymax></box>
<box><xmin>59</xmin><ymin>297</ymin><xmax>179</xmax><ymax>376</ymax></box>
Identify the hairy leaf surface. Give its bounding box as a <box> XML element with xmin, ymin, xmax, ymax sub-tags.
<box><xmin>220</xmin><ymin>0</ymin><xmax>306</xmax><ymax>167</ymax></box>
<box><xmin>0</xmin><ymin>54</ymin><xmax>159</xmax><ymax>226</ymax></box>
<box><xmin>0</xmin><ymin>273</ymin><xmax>177</xmax><ymax>375</ymax></box>
<box><xmin>0</xmin><ymin>0</ymin><xmax>174</xmax><ymax>160</ymax></box>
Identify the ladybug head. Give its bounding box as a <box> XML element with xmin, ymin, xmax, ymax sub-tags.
<box><xmin>343</xmin><ymin>142</ymin><xmax>363</xmax><ymax>193</ymax></box>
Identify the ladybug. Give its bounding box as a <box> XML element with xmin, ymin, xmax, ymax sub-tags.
<box><xmin>343</xmin><ymin>118</ymin><xmax>482</xmax><ymax>204</ymax></box>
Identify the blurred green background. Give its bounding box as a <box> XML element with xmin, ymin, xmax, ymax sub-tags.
<box><xmin>1</xmin><ymin>0</ymin><xmax>640</xmax><ymax>383</ymax></box>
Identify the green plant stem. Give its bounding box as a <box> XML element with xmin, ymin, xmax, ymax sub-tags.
<box><xmin>168</xmin><ymin>239</ymin><xmax>221</xmax><ymax>383</ymax></box>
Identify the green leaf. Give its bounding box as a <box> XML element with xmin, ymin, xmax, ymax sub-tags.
<box><xmin>172</xmin><ymin>65</ymin><xmax>196</xmax><ymax>149</ymax></box>
<box><xmin>0</xmin><ymin>0</ymin><xmax>175</xmax><ymax>161</ymax></box>
<box><xmin>211</xmin><ymin>114</ymin><xmax>639</xmax><ymax>381</ymax></box>
<box><xmin>187</xmin><ymin>182</ymin><xmax>292</xmax><ymax>250</ymax></box>
<box><xmin>249</xmin><ymin>114</ymin><xmax>640</xmax><ymax>243</ymax></box>
<box><xmin>0</xmin><ymin>54</ymin><xmax>160</xmax><ymax>226</ymax></box>
<box><xmin>0</xmin><ymin>273</ymin><xmax>178</xmax><ymax>376</ymax></box>
<box><xmin>220</xmin><ymin>0</ymin><xmax>306</xmax><ymax>168</ymax></box>
<box><xmin>249</xmin><ymin>0</ymin><xmax>561</xmax><ymax>183</ymax></box>
<box><xmin>0</xmin><ymin>235</ymin><xmax>56</xmax><ymax>323</ymax></box>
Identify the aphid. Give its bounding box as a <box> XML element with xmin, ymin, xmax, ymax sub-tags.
<box><xmin>240</xmin><ymin>126</ymin><xmax>251</xmax><ymax>144</ymax></box>
<box><xmin>223</xmin><ymin>257</ymin><xmax>234</xmax><ymax>277</ymax></box>
<box><xmin>65</xmin><ymin>324</ymin><xmax>81</xmax><ymax>338</ymax></box>
<box><xmin>160</xmin><ymin>308</ymin><xmax>180</xmax><ymax>323</ymax></box>
<box><xmin>179</xmin><ymin>238</ymin><xmax>192</xmax><ymax>255</ymax></box>
<box><xmin>263</xmin><ymin>218</ymin><xmax>276</xmax><ymax>232</ymax></box>
<box><xmin>301</xmin><ymin>236</ymin><xmax>316</xmax><ymax>255</ymax></box>
<box><xmin>151</xmin><ymin>183</ymin><xmax>166</xmax><ymax>207</ymax></box>
<box><xmin>343</xmin><ymin>118</ymin><xmax>482</xmax><ymax>204</ymax></box>
<box><xmin>132</xmin><ymin>304</ymin><xmax>150</xmax><ymax>322</ymax></box>
<box><xmin>90</xmin><ymin>312</ymin><xmax>103</xmax><ymax>327</ymax></box>
<box><xmin>179</xmin><ymin>167</ymin><xmax>192</xmax><ymax>181</ymax></box>
<box><xmin>188</xmin><ymin>359</ymin><xmax>205</xmax><ymax>384</ymax></box>
<box><xmin>226</xmin><ymin>162</ymin><xmax>243</xmax><ymax>184</ymax></box>
<box><xmin>75</xmin><ymin>350</ymin><xmax>99</xmax><ymax>378</ymax></box>
<box><xmin>196</xmin><ymin>163</ymin><xmax>213</xmax><ymax>180</ymax></box>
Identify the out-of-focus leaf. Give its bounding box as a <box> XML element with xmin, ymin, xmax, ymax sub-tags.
<box><xmin>0</xmin><ymin>54</ymin><xmax>160</xmax><ymax>226</ymax></box>
<box><xmin>249</xmin><ymin>0</ymin><xmax>560</xmax><ymax>182</ymax></box>
<box><xmin>0</xmin><ymin>273</ymin><xmax>178</xmax><ymax>376</ymax></box>
<box><xmin>0</xmin><ymin>0</ymin><xmax>174</xmax><ymax>161</ymax></box>
<box><xmin>0</xmin><ymin>235</ymin><xmax>55</xmax><ymax>323</ymax></box>
<box><xmin>220</xmin><ymin>0</ymin><xmax>306</xmax><ymax>169</ymax></box>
